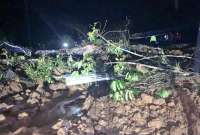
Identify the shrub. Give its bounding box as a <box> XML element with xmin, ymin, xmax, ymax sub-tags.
<box><xmin>24</xmin><ymin>56</ymin><xmax>54</xmax><ymax>83</ymax></box>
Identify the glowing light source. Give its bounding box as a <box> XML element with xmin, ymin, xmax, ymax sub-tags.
<box><xmin>62</xmin><ymin>42</ymin><xmax>69</xmax><ymax>48</ymax></box>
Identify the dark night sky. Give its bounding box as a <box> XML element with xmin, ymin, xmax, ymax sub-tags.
<box><xmin>0</xmin><ymin>0</ymin><xmax>200</xmax><ymax>47</ymax></box>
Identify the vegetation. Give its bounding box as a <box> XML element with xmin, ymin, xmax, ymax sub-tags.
<box><xmin>23</xmin><ymin>52</ymin><xmax>96</xmax><ymax>83</ymax></box>
<box><xmin>87</xmin><ymin>22</ymin><xmax>146</xmax><ymax>101</ymax></box>
<box><xmin>24</xmin><ymin>56</ymin><xmax>55</xmax><ymax>83</ymax></box>
<box><xmin>24</xmin><ymin>55</ymin><xmax>65</xmax><ymax>83</ymax></box>
<box><xmin>155</xmin><ymin>88</ymin><xmax>171</xmax><ymax>99</ymax></box>
<box><xmin>0</xmin><ymin>22</ymin><xmax>191</xmax><ymax>102</ymax></box>
<box><xmin>67</xmin><ymin>53</ymin><xmax>96</xmax><ymax>76</ymax></box>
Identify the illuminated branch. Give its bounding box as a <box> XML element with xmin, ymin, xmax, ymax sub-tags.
<box><xmin>135</xmin><ymin>55</ymin><xmax>193</xmax><ymax>62</ymax></box>
<box><xmin>98</xmin><ymin>34</ymin><xmax>145</xmax><ymax>58</ymax></box>
<box><xmin>105</xmin><ymin>61</ymin><xmax>192</xmax><ymax>76</ymax></box>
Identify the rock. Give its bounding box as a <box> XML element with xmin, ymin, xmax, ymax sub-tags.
<box><xmin>18</xmin><ymin>112</ymin><xmax>29</xmax><ymax>119</ymax></box>
<box><xmin>141</xmin><ymin>93</ymin><xmax>153</xmax><ymax>104</ymax></box>
<box><xmin>124</xmin><ymin>105</ymin><xmax>131</xmax><ymax>112</ymax></box>
<box><xmin>191</xmin><ymin>119</ymin><xmax>200</xmax><ymax>135</ymax></box>
<box><xmin>148</xmin><ymin>118</ymin><xmax>165</xmax><ymax>129</ymax></box>
<box><xmin>82</xmin><ymin>95</ymin><xmax>94</xmax><ymax>111</ymax></box>
<box><xmin>30</xmin><ymin>92</ymin><xmax>40</xmax><ymax>99</ymax></box>
<box><xmin>98</xmin><ymin>120</ymin><xmax>108</xmax><ymax>127</ymax></box>
<box><xmin>149</xmin><ymin>105</ymin><xmax>159</xmax><ymax>110</ymax></box>
<box><xmin>135</xmin><ymin>99</ymin><xmax>145</xmax><ymax>106</ymax></box>
<box><xmin>0</xmin><ymin>103</ymin><xmax>13</xmax><ymax>110</ymax></box>
<box><xmin>157</xmin><ymin>129</ymin><xmax>169</xmax><ymax>135</ymax></box>
<box><xmin>132</xmin><ymin>127</ymin><xmax>141</xmax><ymax>133</ymax></box>
<box><xmin>21</xmin><ymin>80</ymin><xmax>35</xmax><ymax>88</ymax></box>
<box><xmin>57</xmin><ymin>128</ymin><xmax>65</xmax><ymax>135</ymax></box>
<box><xmin>112</xmin><ymin>116</ymin><xmax>120</xmax><ymax>127</ymax></box>
<box><xmin>118</xmin><ymin>117</ymin><xmax>128</xmax><ymax>126</ymax></box>
<box><xmin>41</xmin><ymin>97</ymin><xmax>51</xmax><ymax>104</ymax></box>
<box><xmin>0</xmin><ymin>114</ymin><xmax>6</xmax><ymax>122</ymax></box>
<box><xmin>44</xmin><ymin>92</ymin><xmax>51</xmax><ymax>97</ymax></box>
<box><xmin>115</xmin><ymin>105</ymin><xmax>125</xmax><ymax>114</ymax></box>
<box><xmin>9</xmin><ymin>81</ymin><xmax>22</xmax><ymax>92</ymax></box>
<box><xmin>5</xmin><ymin>69</ymin><xmax>17</xmax><ymax>80</ymax></box>
<box><xmin>52</xmin><ymin>120</ymin><xmax>64</xmax><ymax>130</ymax></box>
<box><xmin>168</xmin><ymin>101</ymin><xmax>175</xmax><ymax>107</ymax></box>
<box><xmin>52</xmin><ymin>91</ymin><xmax>63</xmax><ymax>99</ymax></box>
<box><xmin>36</xmin><ymin>83</ymin><xmax>45</xmax><ymax>93</ymax></box>
<box><xmin>150</xmin><ymin>110</ymin><xmax>159</xmax><ymax>118</ymax></box>
<box><xmin>87</xmin><ymin>107</ymin><xmax>98</xmax><ymax>120</ymax></box>
<box><xmin>84</xmin><ymin>126</ymin><xmax>95</xmax><ymax>135</ymax></box>
<box><xmin>77</xmin><ymin>122</ymin><xmax>92</xmax><ymax>134</ymax></box>
<box><xmin>67</xmin><ymin>85</ymin><xmax>88</xmax><ymax>96</ymax></box>
<box><xmin>0</xmin><ymin>84</ymin><xmax>4</xmax><ymax>91</ymax></box>
<box><xmin>49</xmin><ymin>83</ymin><xmax>66</xmax><ymax>91</ymax></box>
<box><xmin>12</xmin><ymin>127</ymin><xmax>32</xmax><ymax>135</ymax></box>
<box><xmin>132</xmin><ymin>112</ymin><xmax>146</xmax><ymax>126</ymax></box>
<box><xmin>170</xmin><ymin>126</ymin><xmax>187</xmax><ymax>135</ymax></box>
<box><xmin>27</xmin><ymin>98</ymin><xmax>39</xmax><ymax>105</ymax></box>
<box><xmin>13</xmin><ymin>94</ymin><xmax>24</xmax><ymax>101</ymax></box>
<box><xmin>159</xmin><ymin>107</ymin><xmax>167</xmax><ymax>114</ymax></box>
<box><xmin>25</xmin><ymin>89</ymin><xmax>32</xmax><ymax>96</ymax></box>
<box><xmin>153</xmin><ymin>99</ymin><xmax>166</xmax><ymax>105</ymax></box>
<box><xmin>95</xmin><ymin>125</ymin><xmax>104</xmax><ymax>132</ymax></box>
<box><xmin>0</xmin><ymin>85</ymin><xmax>10</xmax><ymax>98</ymax></box>
<box><xmin>138</xmin><ymin>127</ymin><xmax>155</xmax><ymax>135</ymax></box>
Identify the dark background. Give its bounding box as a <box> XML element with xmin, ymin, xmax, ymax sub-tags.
<box><xmin>0</xmin><ymin>0</ymin><xmax>200</xmax><ymax>48</ymax></box>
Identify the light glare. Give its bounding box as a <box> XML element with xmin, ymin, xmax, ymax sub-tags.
<box><xmin>63</xmin><ymin>42</ymin><xmax>69</xmax><ymax>48</ymax></box>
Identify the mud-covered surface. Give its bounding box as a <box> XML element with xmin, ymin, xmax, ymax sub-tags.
<box><xmin>0</xmin><ymin>74</ymin><xmax>200</xmax><ymax>135</ymax></box>
<box><xmin>0</xmin><ymin>45</ymin><xmax>200</xmax><ymax>135</ymax></box>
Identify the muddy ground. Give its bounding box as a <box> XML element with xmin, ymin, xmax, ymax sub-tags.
<box><xmin>0</xmin><ymin>73</ymin><xmax>200</xmax><ymax>135</ymax></box>
<box><xmin>0</xmin><ymin>44</ymin><xmax>200</xmax><ymax>135</ymax></box>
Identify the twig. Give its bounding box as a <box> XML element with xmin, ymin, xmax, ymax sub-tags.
<box><xmin>106</xmin><ymin>61</ymin><xmax>163</xmax><ymax>70</ymax></box>
<box><xmin>165</xmin><ymin>55</ymin><xmax>192</xmax><ymax>59</ymax></box>
<box><xmin>0</xmin><ymin>42</ymin><xmax>31</xmax><ymax>56</ymax></box>
<box><xmin>98</xmin><ymin>34</ymin><xmax>145</xmax><ymax>58</ymax></box>
<box><xmin>101</xmin><ymin>20</ymin><xmax>108</xmax><ymax>35</ymax></box>
<box><xmin>105</xmin><ymin>61</ymin><xmax>193</xmax><ymax>76</ymax></box>
<box><xmin>135</xmin><ymin>55</ymin><xmax>193</xmax><ymax>62</ymax></box>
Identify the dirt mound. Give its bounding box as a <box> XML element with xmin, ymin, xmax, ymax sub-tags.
<box><xmin>2</xmin><ymin>85</ymin><xmax>200</xmax><ymax>135</ymax></box>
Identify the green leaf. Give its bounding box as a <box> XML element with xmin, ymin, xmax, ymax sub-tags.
<box><xmin>71</xmin><ymin>71</ymin><xmax>80</xmax><ymax>77</ymax></box>
<box><xmin>131</xmin><ymin>88</ymin><xmax>141</xmax><ymax>97</ymax></box>
<box><xmin>116</xmin><ymin>80</ymin><xmax>125</xmax><ymax>90</ymax></box>
<box><xmin>125</xmin><ymin>71</ymin><xmax>141</xmax><ymax>82</ymax></box>
<box><xmin>155</xmin><ymin>89</ymin><xmax>171</xmax><ymax>98</ymax></box>
<box><xmin>110</xmin><ymin>81</ymin><xmax>118</xmax><ymax>92</ymax></box>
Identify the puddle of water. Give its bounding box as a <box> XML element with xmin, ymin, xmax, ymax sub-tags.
<box><xmin>0</xmin><ymin>78</ymin><xmax>110</xmax><ymax>134</ymax></box>
<box><xmin>30</xmin><ymin>93</ymin><xmax>85</xmax><ymax>127</ymax></box>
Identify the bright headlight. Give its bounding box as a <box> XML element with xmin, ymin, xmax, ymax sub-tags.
<box><xmin>62</xmin><ymin>42</ymin><xmax>69</xmax><ymax>48</ymax></box>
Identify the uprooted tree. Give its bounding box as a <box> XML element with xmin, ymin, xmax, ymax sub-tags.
<box><xmin>0</xmin><ymin>22</ymin><xmax>197</xmax><ymax>102</ymax></box>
